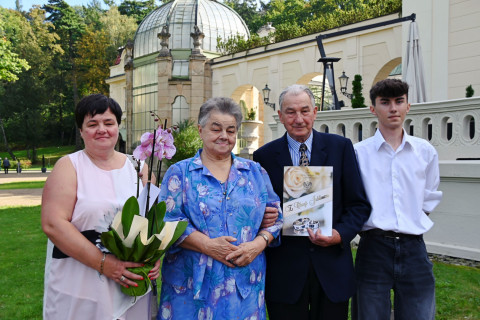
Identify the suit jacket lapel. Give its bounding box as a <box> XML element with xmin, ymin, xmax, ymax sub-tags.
<box><xmin>276</xmin><ymin>134</ymin><xmax>293</xmax><ymax>167</ymax></box>
<box><xmin>310</xmin><ymin>130</ymin><xmax>327</xmax><ymax>166</ymax></box>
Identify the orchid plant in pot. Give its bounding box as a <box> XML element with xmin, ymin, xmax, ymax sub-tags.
<box><xmin>101</xmin><ymin>112</ymin><xmax>187</xmax><ymax>297</ymax></box>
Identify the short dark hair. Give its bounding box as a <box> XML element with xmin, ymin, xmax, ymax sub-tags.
<box><xmin>370</xmin><ymin>79</ymin><xmax>409</xmax><ymax>106</ymax></box>
<box><xmin>75</xmin><ymin>94</ymin><xmax>122</xmax><ymax>128</ymax></box>
<box><xmin>198</xmin><ymin>97</ymin><xmax>243</xmax><ymax>129</ymax></box>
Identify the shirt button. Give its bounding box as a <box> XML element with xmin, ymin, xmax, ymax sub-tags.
<box><xmin>227</xmin><ymin>197</ymin><xmax>230</xmax><ymax>200</ymax></box>
<box><xmin>309</xmin><ymin>247</ymin><xmax>315</xmax><ymax>252</ymax></box>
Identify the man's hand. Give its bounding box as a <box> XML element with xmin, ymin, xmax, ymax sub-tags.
<box><xmin>260</xmin><ymin>206</ymin><xmax>279</xmax><ymax>228</ymax></box>
<box><xmin>307</xmin><ymin>228</ymin><xmax>342</xmax><ymax>247</ymax></box>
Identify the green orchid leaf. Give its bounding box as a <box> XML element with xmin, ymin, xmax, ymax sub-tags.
<box><xmin>111</xmin><ymin>228</ymin><xmax>128</xmax><ymax>260</ymax></box>
<box><xmin>146</xmin><ymin>204</ymin><xmax>156</xmax><ymax>237</ymax></box>
<box><xmin>164</xmin><ymin>220</ymin><xmax>188</xmax><ymax>252</ymax></box>
<box><xmin>131</xmin><ymin>233</ymin><xmax>147</xmax><ymax>262</ymax></box>
<box><xmin>122</xmin><ymin>196</ymin><xmax>139</xmax><ymax>237</ymax></box>
<box><xmin>155</xmin><ymin>201</ymin><xmax>167</xmax><ymax>233</ymax></box>
<box><xmin>142</xmin><ymin>237</ymin><xmax>162</xmax><ymax>262</ymax></box>
<box><xmin>121</xmin><ymin>265</ymin><xmax>152</xmax><ymax>297</ymax></box>
<box><xmin>100</xmin><ymin>231</ymin><xmax>123</xmax><ymax>258</ymax></box>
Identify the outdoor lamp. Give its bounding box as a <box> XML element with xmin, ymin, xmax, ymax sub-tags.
<box><xmin>262</xmin><ymin>84</ymin><xmax>276</xmax><ymax>111</ymax></box>
<box><xmin>338</xmin><ymin>71</ymin><xmax>353</xmax><ymax>99</ymax></box>
<box><xmin>317</xmin><ymin>56</ymin><xmax>341</xmax><ymax>110</ymax></box>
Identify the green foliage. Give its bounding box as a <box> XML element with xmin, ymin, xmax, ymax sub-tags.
<box><xmin>217</xmin><ymin>33</ymin><xmax>273</xmax><ymax>56</ymax></box>
<box><xmin>217</xmin><ymin>0</ymin><xmax>402</xmax><ymax>55</ymax></box>
<box><xmin>466</xmin><ymin>85</ymin><xmax>474</xmax><ymax>98</ymax></box>
<box><xmin>100</xmin><ymin>197</ymin><xmax>188</xmax><ymax>296</ymax></box>
<box><xmin>239</xmin><ymin>100</ymin><xmax>256</xmax><ymax>120</ymax></box>
<box><xmin>118</xmin><ymin>0</ymin><xmax>157</xmax><ymax>24</ymax></box>
<box><xmin>224</xmin><ymin>0</ymin><xmax>265</xmax><ymax>34</ymax></box>
<box><xmin>165</xmin><ymin>119</ymin><xmax>203</xmax><ymax>167</ymax></box>
<box><xmin>0</xmin><ymin>28</ymin><xmax>30</xmax><ymax>82</ymax></box>
<box><xmin>351</xmin><ymin>74</ymin><xmax>367</xmax><ymax>108</ymax></box>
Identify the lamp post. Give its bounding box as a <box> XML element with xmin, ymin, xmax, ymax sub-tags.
<box><xmin>317</xmin><ymin>57</ymin><xmax>340</xmax><ymax>111</ymax></box>
<box><xmin>262</xmin><ymin>84</ymin><xmax>276</xmax><ymax>111</ymax></box>
<box><xmin>338</xmin><ymin>71</ymin><xmax>353</xmax><ymax>99</ymax></box>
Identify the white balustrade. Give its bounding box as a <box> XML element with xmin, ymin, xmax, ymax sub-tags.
<box><xmin>270</xmin><ymin>97</ymin><xmax>480</xmax><ymax>160</ymax></box>
<box><xmin>267</xmin><ymin>97</ymin><xmax>480</xmax><ymax>260</ymax></box>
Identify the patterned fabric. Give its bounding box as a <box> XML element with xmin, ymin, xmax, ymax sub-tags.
<box><xmin>299</xmin><ymin>143</ymin><xmax>309</xmax><ymax>166</ymax></box>
<box><xmin>157</xmin><ymin>150</ymin><xmax>283</xmax><ymax>320</ymax></box>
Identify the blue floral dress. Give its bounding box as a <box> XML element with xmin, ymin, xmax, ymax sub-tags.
<box><xmin>157</xmin><ymin>150</ymin><xmax>283</xmax><ymax>320</ymax></box>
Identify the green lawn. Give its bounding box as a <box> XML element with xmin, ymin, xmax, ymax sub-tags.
<box><xmin>0</xmin><ymin>206</ymin><xmax>479</xmax><ymax>319</ymax></box>
<box><xmin>0</xmin><ymin>145</ymin><xmax>75</xmax><ymax>170</ymax></box>
<box><xmin>0</xmin><ymin>181</ymin><xmax>45</xmax><ymax>189</ymax></box>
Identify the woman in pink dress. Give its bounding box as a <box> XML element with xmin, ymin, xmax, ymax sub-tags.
<box><xmin>41</xmin><ymin>94</ymin><xmax>160</xmax><ymax>319</ymax></box>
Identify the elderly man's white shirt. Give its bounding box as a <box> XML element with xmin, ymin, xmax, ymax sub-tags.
<box><xmin>354</xmin><ymin>129</ymin><xmax>442</xmax><ymax>235</ymax></box>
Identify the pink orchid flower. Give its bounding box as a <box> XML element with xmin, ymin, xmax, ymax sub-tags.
<box><xmin>133</xmin><ymin>128</ymin><xmax>176</xmax><ymax>161</ymax></box>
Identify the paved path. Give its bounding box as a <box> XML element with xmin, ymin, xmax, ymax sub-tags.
<box><xmin>0</xmin><ymin>172</ymin><xmax>49</xmax><ymax>207</ymax></box>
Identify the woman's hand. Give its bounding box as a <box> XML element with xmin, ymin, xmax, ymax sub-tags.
<box><xmin>204</xmin><ymin>236</ymin><xmax>239</xmax><ymax>267</ymax></box>
<box><xmin>179</xmin><ymin>232</ymin><xmax>239</xmax><ymax>267</ymax></box>
<box><xmin>148</xmin><ymin>259</ymin><xmax>162</xmax><ymax>281</ymax></box>
<box><xmin>103</xmin><ymin>254</ymin><xmax>145</xmax><ymax>288</ymax></box>
<box><xmin>225</xmin><ymin>237</ymin><xmax>265</xmax><ymax>268</ymax></box>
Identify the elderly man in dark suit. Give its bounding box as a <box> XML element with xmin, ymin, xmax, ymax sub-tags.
<box><xmin>253</xmin><ymin>84</ymin><xmax>371</xmax><ymax>319</ymax></box>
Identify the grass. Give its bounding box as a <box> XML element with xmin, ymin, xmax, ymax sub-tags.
<box><xmin>0</xmin><ymin>145</ymin><xmax>76</xmax><ymax>170</ymax></box>
<box><xmin>0</xmin><ymin>206</ymin><xmax>479</xmax><ymax>319</ymax></box>
<box><xmin>0</xmin><ymin>181</ymin><xmax>45</xmax><ymax>189</ymax></box>
<box><xmin>0</xmin><ymin>206</ymin><xmax>46</xmax><ymax>320</ymax></box>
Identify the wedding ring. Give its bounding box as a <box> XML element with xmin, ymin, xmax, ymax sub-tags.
<box><xmin>308</xmin><ymin>220</ymin><xmax>320</xmax><ymax>229</ymax></box>
<box><xmin>120</xmin><ymin>275</ymin><xmax>126</xmax><ymax>282</ymax></box>
<box><xmin>228</xmin><ymin>259</ymin><xmax>237</xmax><ymax>266</ymax></box>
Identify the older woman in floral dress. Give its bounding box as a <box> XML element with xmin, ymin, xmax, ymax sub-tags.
<box><xmin>157</xmin><ymin>97</ymin><xmax>283</xmax><ymax>320</ymax></box>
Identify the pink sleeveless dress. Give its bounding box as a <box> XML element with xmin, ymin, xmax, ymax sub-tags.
<box><xmin>43</xmin><ymin>150</ymin><xmax>151</xmax><ymax>320</ymax></box>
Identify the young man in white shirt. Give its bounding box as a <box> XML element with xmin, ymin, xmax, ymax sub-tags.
<box><xmin>352</xmin><ymin>79</ymin><xmax>443</xmax><ymax>320</ymax></box>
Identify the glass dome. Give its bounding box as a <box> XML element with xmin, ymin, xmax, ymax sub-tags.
<box><xmin>134</xmin><ymin>0</ymin><xmax>250</xmax><ymax>58</ymax></box>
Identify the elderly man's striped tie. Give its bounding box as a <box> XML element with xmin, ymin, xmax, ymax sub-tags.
<box><xmin>299</xmin><ymin>143</ymin><xmax>309</xmax><ymax>166</ymax></box>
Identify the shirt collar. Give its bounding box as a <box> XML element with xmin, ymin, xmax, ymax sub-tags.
<box><xmin>373</xmin><ymin>128</ymin><xmax>414</xmax><ymax>152</ymax></box>
<box><xmin>286</xmin><ymin>131</ymin><xmax>313</xmax><ymax>152</ymax></box>
<box><xmin>189</xmin><ymin>149</ymin><xmax>251</xmax><ymax>172</ymax></box>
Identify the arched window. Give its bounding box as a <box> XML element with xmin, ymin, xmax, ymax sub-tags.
<box><xmin>172</xmin><ymin>95</ymin><xmax>190</xmax><ymax>126</ymax></box>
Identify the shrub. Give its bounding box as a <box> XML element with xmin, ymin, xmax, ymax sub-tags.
<box><xmin>165</xmin><ymin>119</ymin><xmax>203</xmax><ymax>167</ymax></box>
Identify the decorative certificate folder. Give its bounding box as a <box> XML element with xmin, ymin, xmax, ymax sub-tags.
<box><xmin>282</xmin><ymin>166</ymin><xmax>333</xmax><ymax>236</ymax></box>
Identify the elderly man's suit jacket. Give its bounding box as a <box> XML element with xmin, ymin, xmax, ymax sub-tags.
<box><xmin>253</xmin><ymin>129</ymin><xmax>371</xmax><ymax>303</ymax></box>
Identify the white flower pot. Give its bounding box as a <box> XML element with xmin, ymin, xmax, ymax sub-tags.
<box><xmin>240</xmin><ymin>120</ymin><xmax>262</xmax><ymax>154</ymax></box>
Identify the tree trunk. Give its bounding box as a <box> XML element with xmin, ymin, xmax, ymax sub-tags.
<box><xmin>0</xmin><ymin>117</ymin><xmax>16</xmax><ymax>160</ymax></box>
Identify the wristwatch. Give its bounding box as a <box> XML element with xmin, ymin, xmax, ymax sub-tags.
<box><xmin>257</xmin><ymin>232</ymin><xmax>269</xmax><ymax>249</ymax></box>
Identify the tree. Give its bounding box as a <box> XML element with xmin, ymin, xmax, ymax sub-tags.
<box><xmin>44</xmin><ymin>0</ymin><xmax>87</xmax><ymax>150</ymax></box>
<box><xmin>224</xmin><ymin>0</ymin><xmax>264</xmax><ymax>33</ymax></box>
<box><xmin>218</xmin><ymin>0</ymin><xmax>402</xmax><ymax>54</ymax></box>
<box><xmin>118</xmin><ymin>0</ymin><xmax>157</xmax><ymax>24</ymax></box>
<box><xmin>466</xmin><ymin>85</ymin><xmax>474</xmax><ymax>98</ymax></box>
<box><xmin>0</xmin><ymin>7</ymin><xmax>64</xmax><ymax>159</ymax></box>
<box><xmin>351</xmin><ymin>74</ymin><xmax>367</xmax><ymax>108</ymax></box>
<box><xmin>0</xmin><ymin>12</ymin><xmax>30</xmax><ymax>82</ymax></box>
